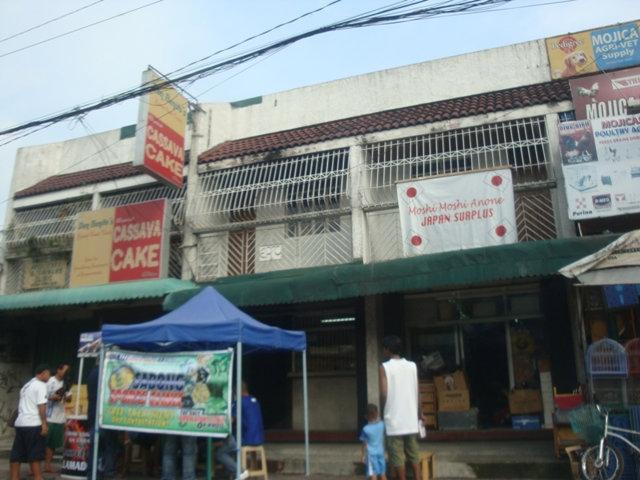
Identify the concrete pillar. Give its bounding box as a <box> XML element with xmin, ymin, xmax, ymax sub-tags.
<box><xmin>365</xmin><ymin>295</ymin><xmax>384</xmax><ymax>405</ymax></box>
<box><xmin>545</xmin><ymin>113</ymin><xmax>575</xmax><ymax>239</ymax></box>
<box><xmin>348</xmin><ymin>145</ymin><xmax>368</xmax><ymax>262</ymax></box>
<box><xmin>182</xmin><ymin>107</ymin><xmax>208</xmax><ymax>281</ymax></box>
<box><xmin>91</xmin><ymin>191</ymin><xmax>101</xmax><ymax>210</ymax></box>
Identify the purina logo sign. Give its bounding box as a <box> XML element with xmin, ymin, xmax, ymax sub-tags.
<box><xmin>396</xmin><ymin>169</ymin><xmax>517</xmax><ymax>256</ymax></box>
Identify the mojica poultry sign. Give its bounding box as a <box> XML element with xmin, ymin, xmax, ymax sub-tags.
<box><xmin>69</xmin><ymin>199</ymin><xmax>170</xmax><ymax>287</ymax></box>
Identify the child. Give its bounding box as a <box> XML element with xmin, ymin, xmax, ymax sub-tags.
<box><xmin>359</xmin><ymin>404</ymin><xmax>387</xmax><ymax>480</ymax></box>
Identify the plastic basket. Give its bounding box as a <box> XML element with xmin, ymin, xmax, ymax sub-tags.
<box><xmin>569</xmin><ymin>405</ymin><xmax>604</xmax><ymax>445</ymax></box>
<box><xmin>586</xmin><ymin>338</ymin><xmax>629</xmax><ymax>378</ymax></box>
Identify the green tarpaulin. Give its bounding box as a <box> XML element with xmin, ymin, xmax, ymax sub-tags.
<box><xmin>164</xmin><ymin>235</ymin><xmax>618</xmax><ymax>310</ymax></box>
<box><xmin>0</xmin><ymin>278</ymin><xmax>196</xmax><ymax>311</ymax></box>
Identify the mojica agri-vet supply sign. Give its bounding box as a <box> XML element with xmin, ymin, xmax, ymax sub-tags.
<box><xmin>99</xmin><ymin>349</ymin><xmax>233</xmax><ymax>437</ymax></box>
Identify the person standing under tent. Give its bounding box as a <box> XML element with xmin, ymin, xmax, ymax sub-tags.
<box><xmin>379</xmin><ymin>335</ymin><xmax>422</xmax><ymax>480</ymax></box>
<box><xmin>161</xmin><ymin>434</ymin><xmax>198</xmax><ymax>480</ymax></box>
<box><xmin>9</xmin><ymin>364</ymin><xmax>51</xmax><ymax>480</ymax></box>
<box><xmin>44</xmin><ymin>362</ymin><xmax>71</xmax><ymax>473</ymax></box>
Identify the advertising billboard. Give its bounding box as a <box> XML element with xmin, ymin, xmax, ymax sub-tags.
<box><xmin>133</xmin><ymin>69</ymin><xmax>188</xmax><ymax>188</ymax></box>
<box><xmin>99</xmin><ymin>349</ymin><xmax>233</xmax><ymax>438</ymax></box>
<box><xmin>396</xmin><ymin>169</ymin><xmax>517</xmax><ymax>256</ymax></box>
<box><xmin>569</xmin><ymin>66</ymin><xmax>640</xmax><ymax>120</ymax></box>
<box><xmin>559</xmin><ymin>114</ymin><xmax>640</xmax><ymax>220</ymax></box>
<box><xmin>546</xmin><ymin>21</ymin><xmax>640</xmax><ymax>79</ymax></box>
<box><xmin>69</xmin><ymin>199</ymin><xmax>169</xmax><ymax>287</ymax></box>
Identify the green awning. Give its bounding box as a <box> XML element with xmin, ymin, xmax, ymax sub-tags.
<box><xmin>164</xmin><ymin>235</ymin><xmax>618</xmax><ymax>310</ymax></box>
<box><xmin>0</xmin><ymin>278</ymin><xmax>196</xmax><ymax>312</ymax></box>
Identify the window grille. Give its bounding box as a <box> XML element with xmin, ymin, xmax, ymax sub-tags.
<box><xmin>100</xmin><ymin>183</ymin><xmax>186</xmax><ymax>231</ymax></box>
<box><xmin>291</xmin><ymin>320</ymin><xmax>357</xmax><ymax>374</ymax></box>
<box><xmin>193</xmin><ymin>149</ymin><xmax>350</xmax><ymax>230</ymax></box>
<box><xmin>362</xmin><ymin>116</ymin><xmax>551</xmax><ymax>207</ymax></box>
<box><xmin>6</xmin><ymin>198</ymin><xmax>92</xmax><ymax>249</ymax></box>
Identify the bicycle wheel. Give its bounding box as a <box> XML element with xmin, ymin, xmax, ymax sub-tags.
<box><xmin>580</xmin><ymin>443</ymin><xmax>624</xmax><ymax>480</ymax></box>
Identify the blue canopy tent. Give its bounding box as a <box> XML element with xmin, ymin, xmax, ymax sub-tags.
<box><xmin>95</xmin><ymin>286</ymin><xmax>309</xmax><ymax>480</ymax></box>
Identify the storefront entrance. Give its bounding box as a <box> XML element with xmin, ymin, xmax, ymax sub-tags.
<box><xmin>405</xmin><ymin>284</ymin><xmax>552</xmax><ymax>430</ymax></box>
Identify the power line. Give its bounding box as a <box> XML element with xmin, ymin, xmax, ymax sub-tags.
<box><xmin>0</xmin><ymin>0</ymin><xmax>518</xmax><ymax>139</ymax></box>
<box><xmin>0</xmin><ymin>0</ymin><xmax>163</xmax><ymax>60</ymax></box>
<box><xmin>0</xmin><ymin>0</ymin><xmax>106</xmax><ymax>44</ymax></box>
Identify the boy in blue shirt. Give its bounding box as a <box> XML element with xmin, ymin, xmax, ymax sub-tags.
<box><xmin>359</xmin><ymin>404</ymin><xmax>387</xmax><ymax>480</ymax></box>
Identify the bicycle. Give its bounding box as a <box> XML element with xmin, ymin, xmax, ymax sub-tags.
<box><xmin>580</xmin><ymin>404</ymin><xmax>640</xmax><ymax>480</ymax></box>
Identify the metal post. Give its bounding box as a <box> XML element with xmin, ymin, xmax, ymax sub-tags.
<box><xmin>236</xmin><ymin>342</ymin><xmax>243</xmax><ymax>480</ymax></box>
<box><xmin>302</xmin><ymin>349</ymin><xmax>310</xmax><ymax>476</ymax></box>
<box><xmin>75</xmin><ymin>357</ymin><xmax>84</xmax><ymax>416</ymax></box>
<box><xmin>91</xmin><ymin>348</ymin><xmax>105</xmax><ymax>480</ymax></box>
<box><xmin>207</xmin><ymin>438</ymin><xmax>212</xmax><ymax>479</ymax></box>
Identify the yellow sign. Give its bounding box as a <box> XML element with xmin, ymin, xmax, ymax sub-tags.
<box><xmin>69</xmin><ymin>208</ymin><xmax>115</xmax><ymax>287</ymax></box>
<box><xmin>546</xmin><ymin>21</ymin><xmax>640</xmax><ymax>79</ymax></box>
<box><xmin>133</xmin><ymin>69</ymin><xmax>189</xmax><ymax>187</ymax></box>
<box><xmin>22</xmin><ymin>257</ymin><xmax>68</xmax><ymax>290</ymax></box>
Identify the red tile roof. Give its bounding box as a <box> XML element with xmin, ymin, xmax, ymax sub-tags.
<box><xmin>14</xmin><ymin>162</ymin><xmax>143</xmax><ymax>199</ymax></box>
<box><xmin>200</xmin><ymin>80</ymin><xmax>571</xmax><ymax>163</ymax></box>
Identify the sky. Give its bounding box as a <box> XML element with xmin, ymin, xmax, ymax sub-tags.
<box><xmin>0</xmin><ymin>0</ymin><xmax>638</xmax><ymax>225</ymax></box>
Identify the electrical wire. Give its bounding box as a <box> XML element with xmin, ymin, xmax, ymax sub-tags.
<box><xmin>0</xmin><ymin>0</ymin><xmax>519</xmax><ymax>139</ymax></box>
<box><xmin>0</xmin><ymin>0</ymin><xmax>105</xmax><ymax>44</ymax></box>
<box><xmin>0</xmin><ymin>0</ymin><xmax>163</xmax><ymax>60</ymax></box>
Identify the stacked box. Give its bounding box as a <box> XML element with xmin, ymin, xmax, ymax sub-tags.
<box><xmin>509</xmin><ymin>389</ymin><xmax>542</xmax><ymax>415</ymax></box>
<box><xmin>419</xmin><ymin>381</ymin><xmax>437</xmax><ymax>430</ymax></box>
<box><xmin>434</xmin><ymin>371</ymin><xmax>470</xmax><ymax>412</ymax></box>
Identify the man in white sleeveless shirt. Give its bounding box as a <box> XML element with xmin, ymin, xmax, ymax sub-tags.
<box><xmin>379</xmin><ymin>335</ymin><xmax>422</xmax><ymax>480</ymax></box>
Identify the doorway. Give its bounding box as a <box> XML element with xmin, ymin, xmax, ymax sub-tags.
<box><xmin>461</xmin><ymin>323</ymin><xmax>510</xmax><ymax>428</ymax></box>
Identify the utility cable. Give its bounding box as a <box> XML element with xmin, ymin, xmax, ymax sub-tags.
<box><xmin>0</xmin><ymin>0</ymin><xmax>105</xmax><ymax>44</ymax></box>
<box><xmin>0</xmin><ymin>0</ymin><xmax>517</xmax><ymax>138</ymax></box>
<box><xmin>0</xmin><ymin>0</ymin><xmax>163</xmax><ymax>60</ymax></box>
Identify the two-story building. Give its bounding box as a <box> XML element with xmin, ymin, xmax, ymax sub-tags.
<box><xmin>1</xmin><ymin>24</ymin><xmax>638</xmax><ymax>445</ymax></box>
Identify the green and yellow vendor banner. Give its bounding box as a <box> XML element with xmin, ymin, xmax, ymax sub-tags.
<box><xmin>99</xmin><ymin>349</ymin><xmax>233</xmax><ymax>437</ymax></box>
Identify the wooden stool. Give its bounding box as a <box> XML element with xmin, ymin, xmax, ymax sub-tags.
<box><xmin>241</xmin><ymin>446</ymin><xmax>268</xmax><ymax>479</ymax></box>
<box><xmin>420</xmin><ymin>452</ymin><xmax>435</xmax><ymax>480</ymax></box>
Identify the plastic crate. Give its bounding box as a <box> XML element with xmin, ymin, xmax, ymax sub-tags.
<box><xmin>512</xmin><ymin>415</ymin><xmax>541</xmax><ymax>430</ymax></box>
<box><xmin>586</xmin><ymin>338</ymin><xmax>629</xmax><ymax>378</ymax></box>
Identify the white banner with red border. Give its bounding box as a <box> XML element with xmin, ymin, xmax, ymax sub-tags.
<box><xmin>396</xmin><ymin>169</ymin><xmax>517</xmax><ymax>256</ymax></box>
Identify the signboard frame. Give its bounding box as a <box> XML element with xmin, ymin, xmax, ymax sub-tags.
<box><xmin>133</xmin><ymin>68</ymin><xmax>189</xmax><ymax>188</ymax></box>
<box><xmin>98</xmin><ymin>348</ymin><xmax>234</xmax><ymax>438</ymax></box>
<box><xmin>69</xmin><ymin>198</ymin><xmax>170</xmax><ymax>288</ymax></box>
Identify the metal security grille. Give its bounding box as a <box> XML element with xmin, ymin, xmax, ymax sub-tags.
<box><xmin>361</xmin><ymin>116</ymin><xmax>551</xmax><ymax>207</ymax></box>
<box><xmin>5</xmin><ymin>198</ymin><xmax>92</xmax><ymax>251</ymax></box>
<box><xmin>515</xmin><ymin>189</ymin><xmax>557</xmax><ymax>241</ymax></box>
<box><xmin>193</xmin><ymin>149</ymin><xmax>350</xmax><ymax>230</ymax></box>
<box><xmin>196</xmin><ymin>216</ymin><xmax>353</xmax><ymax>281</ymax></box>
<box><xmin>100</xmin><ymin>184</ymin><xmax>186</xmax><ymax>231</ymax></box>
<box><xmin>227</xmin><ymin>229</ymin><xmax>255</xmax><ymax>276</ymax></box>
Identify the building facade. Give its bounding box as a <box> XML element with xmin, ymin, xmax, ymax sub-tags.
<box><xmin>1</xmin><ymin>26</ymin><xmax>639</xmax><ymax>443</ymax></box>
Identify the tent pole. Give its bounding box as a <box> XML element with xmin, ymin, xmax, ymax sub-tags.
<box><xmin>91</xmin><ymin>348</ymin><xmax>105</xmax><ymax>480</ymax></box>
<box><xmin>303</xmin><ymin>349</ymin><xmax>310</xmax><ymax>476</ymax></box>
<box><xmin>207</xmin><ymin>438</ymin><xmax>212</xmax><ymax>480</ymax></box>
<box><xmin>75</xmin><ymin>358</ymin><xmax>84</xmax><ymax>416</ymax></box>
<box><xmin>236</xmin><ymin>341</ymin><xmax>243</xmax><ymax>480</ymax></box>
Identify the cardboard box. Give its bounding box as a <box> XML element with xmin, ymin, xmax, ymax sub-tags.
<box><xmin>509</xmin><ymin>389</ymin><xmax>542</xmax><ymax>414</ymax></box>
<box><xmin>435</xmin><ymin>371</ymin><xmax>470</xmax><ymax>412</ymax></box>
<box><xmin>434</xmin><ymin>370</ymin><xmax>468</xmax><ymax>392</ymax></box>
<box><xmin>64</xmin><ymin>384</ymin><xmax>88</xmax><ymax>416</ymax></box>
<box><xmin>437</xmin><ymin>389</ymin><xmax>470</xmax><ymax>412</ymax></box>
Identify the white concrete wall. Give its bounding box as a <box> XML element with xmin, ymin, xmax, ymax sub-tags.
<box><xmin>292</xmin><ymin>375</ymin><xmax>357</xmax><ymax>431</ymax></box>
<box><xmin>11</xmin><ymin>129</ymin><xmax>135</xmax><ymax>196</ymax></box>
<box><xmin>202</xmin><ymin>40</ymin><xmax>551</xmax><ymax>148</ymax></box>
